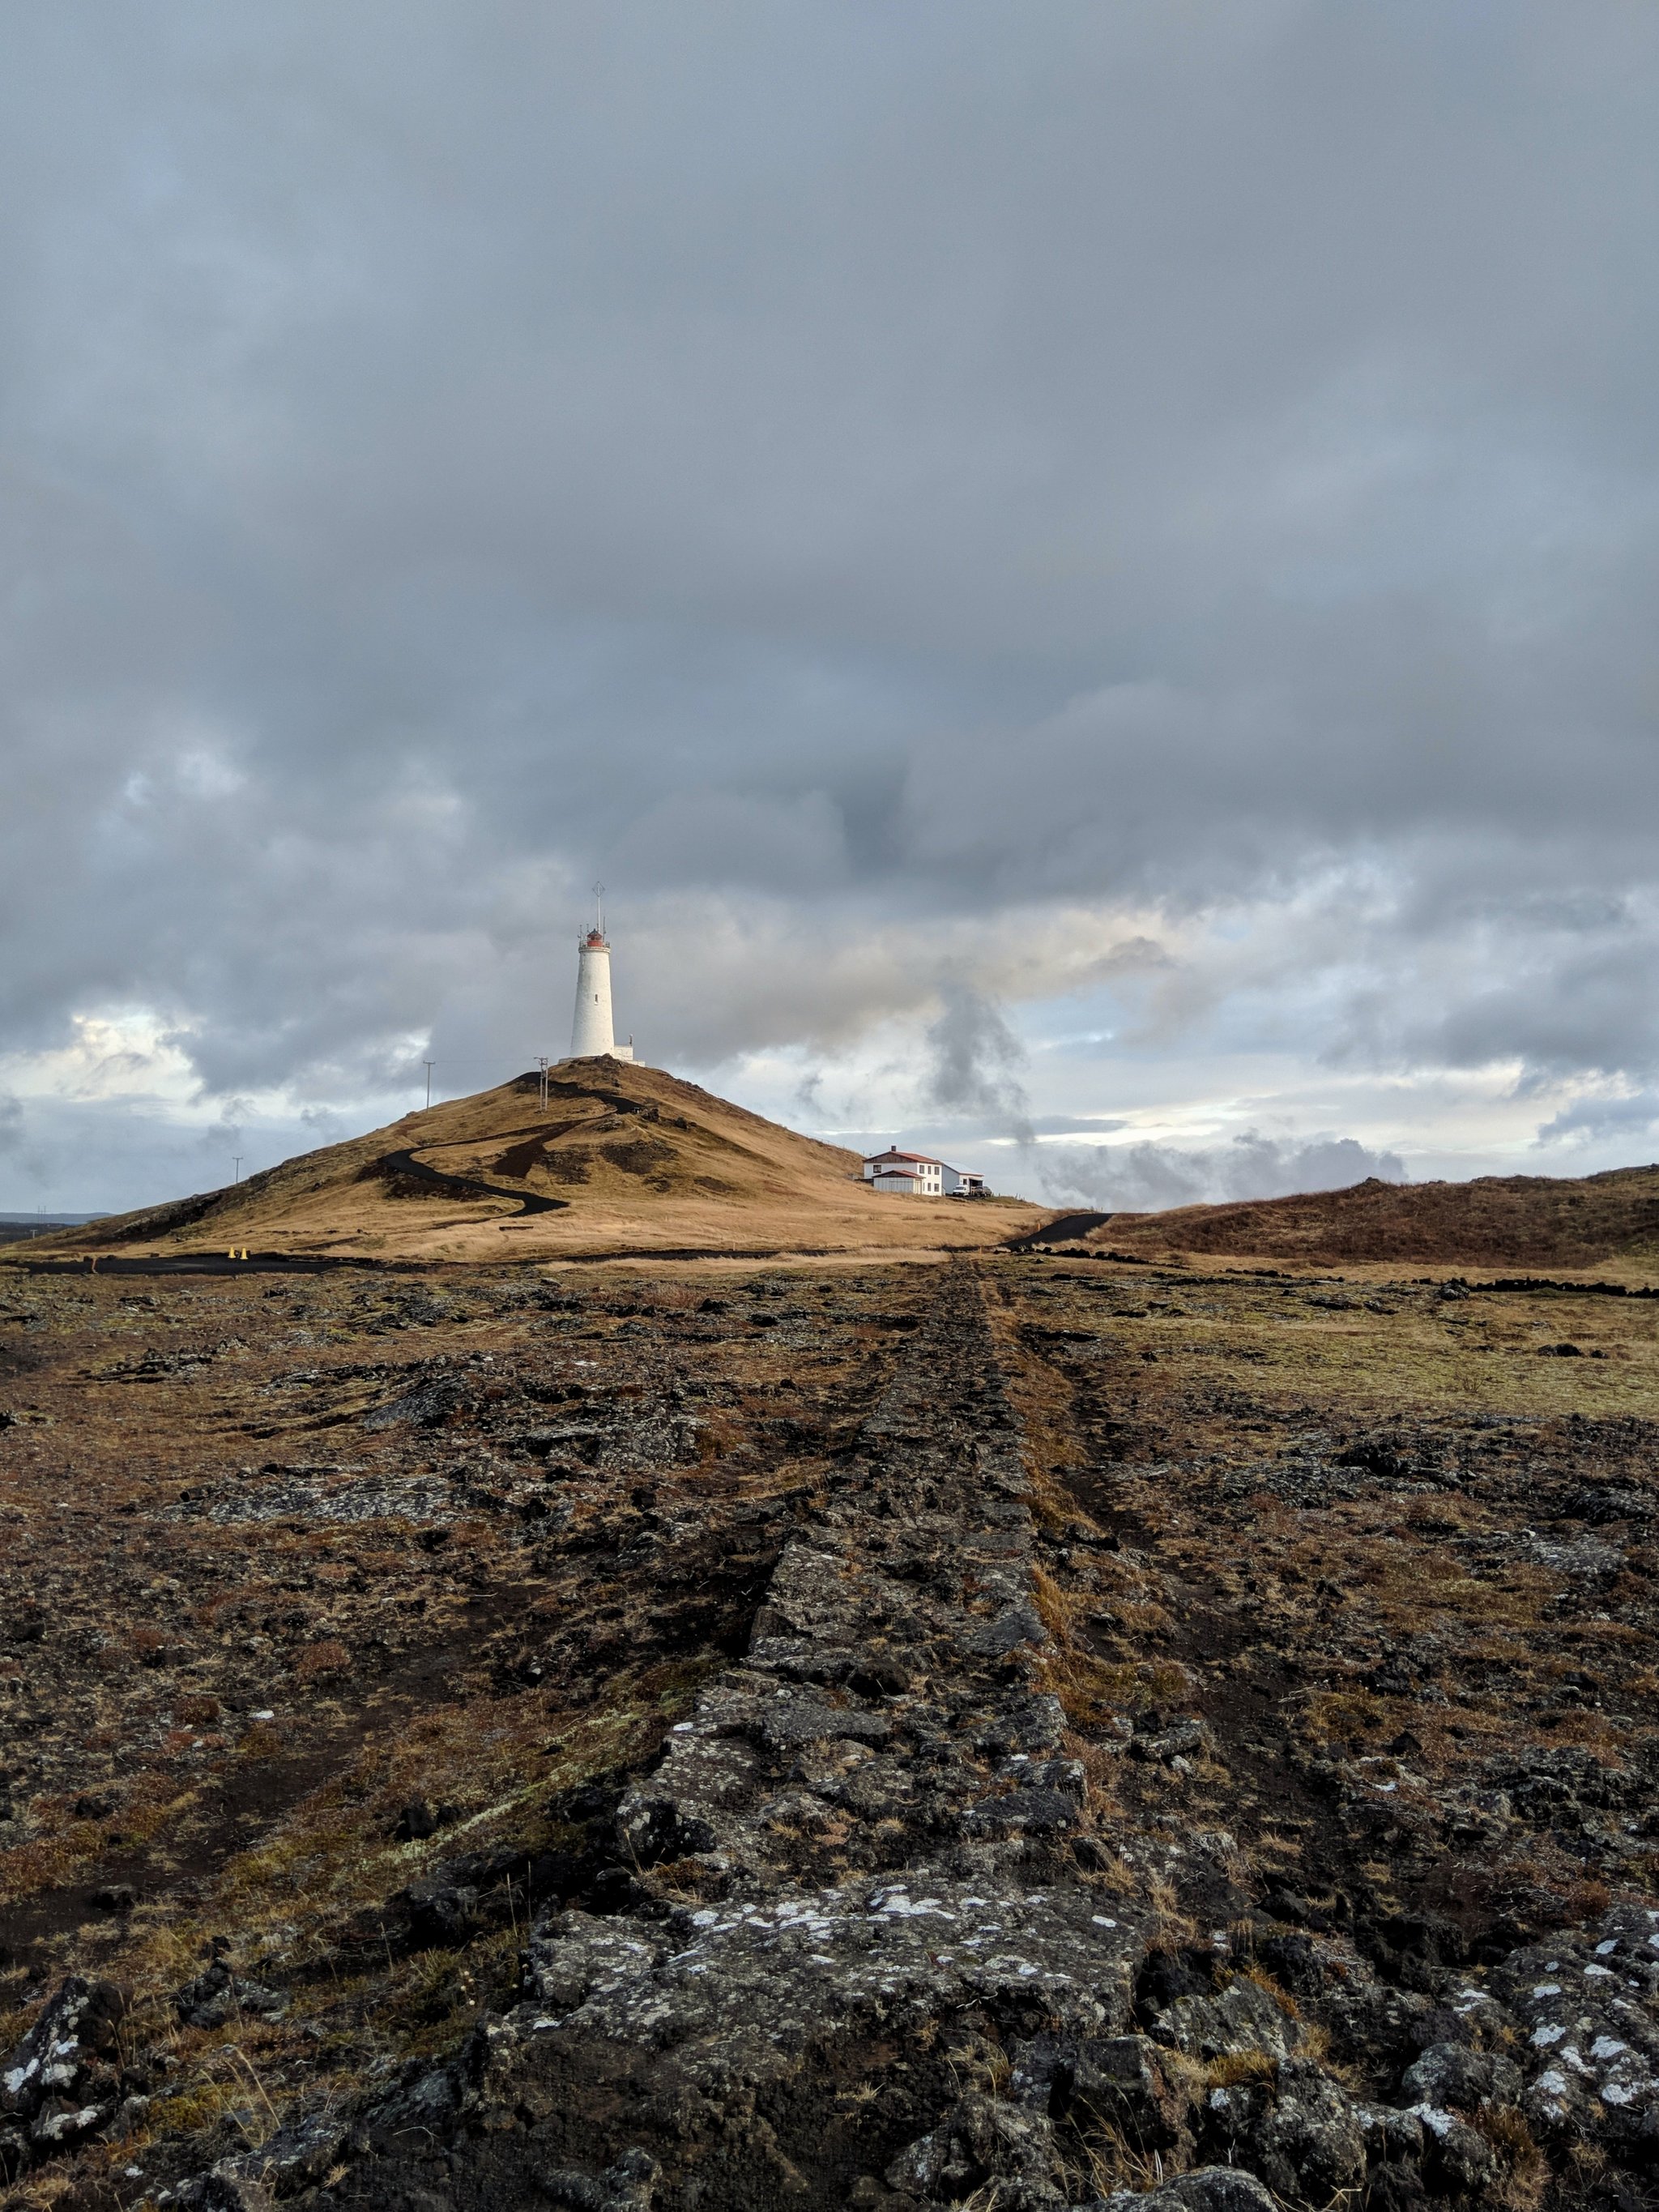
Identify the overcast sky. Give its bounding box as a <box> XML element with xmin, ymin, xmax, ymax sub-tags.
<box><xmin>4</xmin><ymin>2</ymin><xmax>1659</xmax><ymax>1215</ymax></box>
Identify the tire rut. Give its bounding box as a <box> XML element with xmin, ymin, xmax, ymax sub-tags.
<box><xmin>339</xmin><ymin>1262</ymin><xmax>1153</xmax><ymax>2212</ymax></box>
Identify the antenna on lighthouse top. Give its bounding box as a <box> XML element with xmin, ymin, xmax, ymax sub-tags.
<box><xmin>593</xmin><ymin>882</ymin><xmax>606</xmax><ymax>937</ymax></box>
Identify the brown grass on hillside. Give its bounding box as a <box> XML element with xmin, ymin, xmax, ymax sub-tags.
<box><xmin>1088</xmin><ymin>1164</ymin><xmax>1659</xmax><ymax>1269</ymax></box>
<box><xmin>38</xmin><ymin>1057</ymin><xmax>1035</xmax><ymax>1264</ymax></box>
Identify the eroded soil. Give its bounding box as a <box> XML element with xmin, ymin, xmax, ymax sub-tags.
<box><xmin>2</xmin><ymin>1254</ymin><xmax>1659</xmax><ymax>2212</ymax></box>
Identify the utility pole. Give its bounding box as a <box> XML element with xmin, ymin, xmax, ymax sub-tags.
<box><xmin>537</xmin><ymin>1056</ymin><xmax>549</xmax><ymax>1112</ymax></box>
<box><xmin>424</xmin><ymin>1061</ymin><xmax>434</xmax><ymax>1110</ymax></box>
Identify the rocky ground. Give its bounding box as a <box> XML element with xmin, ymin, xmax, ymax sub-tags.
<box><xmin>2</xmin><ymin>1252</ymin><xmax>1658</xmax><ymax>2210</ymax></box>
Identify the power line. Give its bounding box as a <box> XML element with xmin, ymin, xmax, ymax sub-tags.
<box><xmin>405</xmin><ymin>1057</ymin><xmax>566</xmax><ymax>1116</ymax></box>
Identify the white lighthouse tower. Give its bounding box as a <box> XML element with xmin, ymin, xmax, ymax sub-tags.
<box><xmin>568</xmin><ymin>887</ymin><xmax>633</xmax><ymax>1061</ymax></box>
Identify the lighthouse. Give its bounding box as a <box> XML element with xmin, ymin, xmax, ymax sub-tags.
<box><xmin>568</xmin><ymin>891</ymin><xmax>634</xmax><ymax>1062</ymax></box>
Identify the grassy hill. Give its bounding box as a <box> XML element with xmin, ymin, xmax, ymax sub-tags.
<box><xmin>43</xmin><ymin>1057</ymin><xmax>1034</xmax><ymax>1262</ymax></box>
<box><xmin>1083</xmin><ymin>1164</ymin><xmax>1659</xmax><ymax>1270</ymax></box>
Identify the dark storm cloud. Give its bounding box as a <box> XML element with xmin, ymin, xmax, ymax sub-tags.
<box><xmin>3</xmin><ymin>0</ymin><xmax>1659</xmax><ymax>1119</ymax></box>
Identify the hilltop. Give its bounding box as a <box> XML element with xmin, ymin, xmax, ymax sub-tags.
<box><xmin>1081</xmin><ymin>1161</ymin><xmax>1659</xmax><ymax>1270</ymax></box>
<box><xmin>42</xmin><ymin>1057</ymin><xmax>1033</xmax><ymax>1262</ymax></box>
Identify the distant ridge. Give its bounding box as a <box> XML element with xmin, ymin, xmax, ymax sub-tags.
<box><xmin>0</xmin><ymin>1213</ymin><xmax>109</xmax><ymax>1246</ymax></box>
<box><xmin>34</xmin><ymin>1060</ymin><xmax>1033</xmax><ymax>1264</ymax></box>
<box><xmin>1078</xmin><ymin>1165</ymin><xmax>1659</xmax><ymax>1270</ymax></box>
<box><xmin>0</xmin><ymin>1212</ymin><xmax>109</xmax><ymax>1223</ymax></box>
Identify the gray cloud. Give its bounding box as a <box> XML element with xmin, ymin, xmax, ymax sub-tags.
<box><xmin>0</xmin><ymin>1094</ymin><xmax>329</xmax><ymax>1214</ymax></box>
<box><xmin>2</xmin><ymin>2</ymin><xmax>1659</xmax><ymax>1204</ymax></box>
<box><xmin>922</xmin><ymin>985</ymin><xmax>1032</xmax><ymax>1142</ymax></box>
<box><xmin>1026</xmin><ymin>1117</ymin><xmax>1132</xmax><ymax>1140</ymax></box>
<box><xmin>1041</xmin><ymin>1134</ymin><xmax>1407</xmax><ymax>1215</ymax></box>
<box><xmin>1533</xmin><ymin>1093</ymin><xmax>1659</xmax><ymax>1151</ymax></box>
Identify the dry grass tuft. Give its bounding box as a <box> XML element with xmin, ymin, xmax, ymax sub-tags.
<box><xmin>292</xmin><ymin>1640</ymin><xmax>352</xmax><ymax>1683</ymax></box>
<box><xmin>1476</xmin><ymin>2106</ymin><xmax>1549</xmax><ymax>2211</ymax></box>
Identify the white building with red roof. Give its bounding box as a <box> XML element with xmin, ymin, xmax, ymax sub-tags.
<box><xmin>861</xmin><ymin>1147</ymin><xmax>986</xmax><ymax>1198</ymax></box>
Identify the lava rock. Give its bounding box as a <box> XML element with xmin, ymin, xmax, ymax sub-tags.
<box><xmin>1150</xmin><ymin>1977</ymin><xmax>1300</xmax><ymax>2065</ymax></box>
<box><xmin>1251</xmin><ymin>2060</ymin><xmax>1366</xmax><ymax>2201</ymax></box>
<box><xmin>1130</xmin><ymin>1717</ymin><xmax>1214</xmax><ymax>1765</ymax></box>
<box><xmin>528</xmin><ymin>2146</ymin><xmax>662</xmax><ymax>2210</ymax></box>
<box><xmin>394</xmin><ymin>1800</ymin><xmax>441</xmax><ymax>1841</ymax></box>
<box><xmin>1400</xmin><ymin>2040</ymin><xmax>1522</xmax><ymax>2112</ymax></box>
<box><xmin>1102</xmin><ymin>2169</ymin><xmax>1277</xmax><ymax>2211</ymax></box>
<box><xmin>399</xmin><ymin>1877</ymin><xmax>482</xmax><ymax>1949</ymax></box>
<box><xmin>0</xmin><ymin>1977</ymin><xmax>127</xmax><ymax>2179</ymax></box>
<box><xmin>1068</xmin><ymin>2035</ymin><xmax>1197</xmax><ymax>2157</ymax></box>
<box><xmin>211</xmin><ymin>2112</ymin><xmax>352</xmax><ymax>2201</ymax></box>
<box><xmin>885</xmin><ymin>2091</ymin><xmax>1060</xmax><ymax>2205</ymax></box>
<box><xmin>175</xmin><ymin>1960</ymin><xmax>287</xmax><ymax>2029</ymax></box>
<box><xmin>1411</xmin><ymin>2103</ymin><xmax>1499</xmax><ymax>2193</ymax></box>
<box><xmin>175</xmin><ymin>2171</ymin><xmax>277</xmax><ymax>2212</ymax></box>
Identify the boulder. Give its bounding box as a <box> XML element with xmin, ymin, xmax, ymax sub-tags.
<box><xmin>175</xmin><ymin>1959</ymin><xmax>287</xmax><ymax>2029</ymax></box>
<box><xmin>1102</xmin><ymin>2168</ymin><xmax>1277</xmax><ymax>2212</ymax></box>
<box><xmin>0</xmin><ymin>1975</ymin><xmax>127</xmax><ymax>2177</ymax></box>
<box><xmin>1252</xmin><ymin>2062</ymin><xmax>1366</xmax><ymax>2201</ymax></box>
<box><xmin>1150</xmin><ymin>1977</ymin><xmax>1300</xmax><ymax>2065</ymax></box>
<box><xmin>885</xmin><ymin>2091</ymin><xmax>1065</xmax><ymax>2206</ymax></box>
<box><xmin>1411</xmin><ymin>2103</ymin><xmax>1499</xmax><ymax>2194</ymax></box>
<box><xmin>1068</xmin><ymin>2035</ymin><xmax>1197</xmax><ymax>2156</ymax></box>
<box><xmin>1401</xmin><ymin>2040</ymin><xmax>1521</xmax><ymax>2112</ymax></box>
